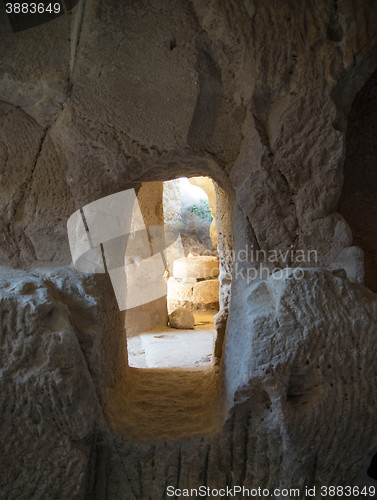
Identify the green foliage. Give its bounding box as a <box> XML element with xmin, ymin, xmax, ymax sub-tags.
<box><xmin>189</xmin><ymin>199</ymin><xmax>212</xmax><ymax>221</ymax></box>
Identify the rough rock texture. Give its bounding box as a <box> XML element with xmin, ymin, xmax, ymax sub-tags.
<box><xmin>168</xmin><ymin>308</ymin><xmax>195</xmax><ymax>329</ymax></box>
<box><xmin>1</xmin><ymin>267</ymin><xmax>376</xmax><ymax>499</ymax></box>
<box><xmin>1</xmin><ymin>0</ymin><xmax>377</xmax><ymax>498</ymax></box>
<box><xmin>192</xmin><ymin>279</ymin><xmax>220</xmax><ymax>306</ymax></box>
<box><xmin>0</xmin><ymin>266</ymin><xmax>125</xmax><ymax>499</ymax></box>
<box><xmin>339</xmin><ymin>68</ymin><xmax>377</xmax><ymax>292</ymax></box>
<box><xmin>167</xmin><ymin>276</ymin><xmax>195</xmax><ymax>313</ymax></box>
<box><xmin>167</xmin><ymin>276</ymin><xmax>219</xmax><ymax>312</ymax></box>
<box><xmin>162</xmin><ymin>179</ymin><xmax>183</xmax><ymax>228</ymax></box>
<box><xmin>2</xmin><ymin>0</ymin><xmax>376</xmax><ymax>272</ymax></box>
<box><xmin>125</xmin><ymin>181</ymin><xmax>168</xmax><ymax>336</ymax></box>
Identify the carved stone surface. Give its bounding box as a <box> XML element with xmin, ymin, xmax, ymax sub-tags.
<box><xmin>192</xmin><ymin>279</ymin><xmax>220</xmax><ymax>305</ymax></box>
<box><xmin>0</xmin><ymin>0</ymin><xmax>377</xmax><ymax>498</ymax></box>
<box><xmin>0</xmin><ymin>267</ymin><xmax>376</xmax><ymax>499</ymax></box>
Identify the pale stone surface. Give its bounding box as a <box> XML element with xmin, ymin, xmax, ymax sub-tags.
<box><xmin>0</xmin><ymin>1</ymin><xmax>376</xmax><ymax>272</ymax></box>
<box><xmin>167</xmin><ymin>276</ymin><xmax>196</xmax><ymax>301</ymax></box>
<box><xmin>126</xmin><ymin>181</ymin><xmax>168</xmax><ymax>333</ymax></box>
<box><xmin>1</xmin><ymin>0</ymin><xmax>377</xmax><ymax>497</ymax></box>
<box><xmin>125</xmin><ymin>297</ymin><xmax>168</xmax><ymax>338</ymax></box>
<box><xmin>163</xmin><ymin>179</ymin><xmax>182</xmax><ymax>228</ymax></box>
<box><xmin>210</xmin><ymin>218</ymin><xmax>218</xmax><ymax>249</ymax></box>
<box><xmin>173</xmin><ymin>255</ymin><xmax>219</xmax><ymax>279</ymax></box>
<box><xmin>1</xmin><ymin>266</ymin><xmax>376</xmax><ymax>497</ymax></box>
<box><xmin>128</xmin><ymin>322</ymin><xmax>215</xmax><ymax>369</ymax></box>
<box><xmin>167</xmin><ymin>276</ymin><xmax>194</xmax><ymax>313</ymax></box>
<box><xmin>168</xmin><ymin>308</ymin><xmax>195</xmax><ymax>329</ymax></box>
<box><xmin>192</xmin><ymin>279</ymin><xmax>220</xmax><ymax>305</ymax></box>
<box><xmin>167</xmin><ymin>276</ymin><xmax>219</xmax><ymax>312</ymax></box>
<box><xmin>0</xmin><ymin>266</ymin><xmax>126</xmax><ymax>499</ymax></box>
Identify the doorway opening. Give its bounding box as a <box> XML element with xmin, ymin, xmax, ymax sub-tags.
<box><xmin>104</xmin><ymin>172</ymin><xmax>233</xmax><ymax>440</ymax></box>
<box><xmin>127</xmin><ymin>176</ymin><xmax>220</xmax><ymax>370</ymax></box>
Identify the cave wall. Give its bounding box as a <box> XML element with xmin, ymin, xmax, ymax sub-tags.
<box><xmin>1</xmin><ymin>0</ymin><xmax>377</xmax><ymax>498</ymax></box>
<box><xmin>1</xmin><ymin>0</ymin><xmax>376</xmax><ymax>272</ymax></box>
<box><xmin>0</xmin><ymin>266</ymin><xmax>126</xmax><ymax>499</ymax></box>
<box><xmin>339</xmin><ymin>68</ymin><xmax>377</xmax><ymax>292</ymax></box>
<box><xmin>1</xmin><ymin>265</ymin><xmax>376</xmax><ymax>500</ymax></box>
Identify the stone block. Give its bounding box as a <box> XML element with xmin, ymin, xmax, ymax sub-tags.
<box><xmin>173</xmin><ymin>256</ymin><xmax>219</xmax><ymax>279</ymax></box>
<box><xmin>192</xmin><ymin>279</ymin><xmax>219</xmax><ymax>305</ymax></box>
<box><xmin>167</xmin><ymin>276</ymin><xmax>196</xmax><ymax>301</ymax></box>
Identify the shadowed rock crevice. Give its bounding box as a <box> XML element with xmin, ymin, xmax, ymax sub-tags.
<box><xmin>339</xmin><ymin>67</ymin><xmax>377</xmax><ymax>292</ymax></box>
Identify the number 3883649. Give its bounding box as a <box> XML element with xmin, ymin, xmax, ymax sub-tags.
<box><xmin>5</xmin><ymin>3</ymin><xmax>61</xmax><ymax>14</ymax></box>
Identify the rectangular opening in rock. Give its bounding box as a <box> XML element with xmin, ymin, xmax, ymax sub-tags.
<box><xmin>127</xmin><ymin>176</ymin><xmax>221</xmax><ymax>370</ymax></box>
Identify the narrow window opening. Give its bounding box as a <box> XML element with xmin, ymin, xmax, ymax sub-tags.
<box><xmin>127</xmin><ymin>176</ymin><xmax>220</xmax><ymax>370</ymax></box>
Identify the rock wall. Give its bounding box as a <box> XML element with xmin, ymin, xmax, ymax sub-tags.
<box><xmin>0</xmin><ymin>266</ymin><xmax>126</xmax><ymax>499</ymax></box>
<box><xmin>339</xmin><ymin>68</ymin><xmax>377</xmax><ymax>292</ymax></box>
<box><xmin>1</xmin><ymin>0</ymin><xmax>377</xmax><ymax>498</ymax></box>
<box><xmin>1</xmin><ymin>266</ymin><xmax>376</xmax><ymax>499</ymax></box>
<box><xmin>1</xmin><ymin>0</ymin><xmax>376</xmax><ymax>270</ymax></box>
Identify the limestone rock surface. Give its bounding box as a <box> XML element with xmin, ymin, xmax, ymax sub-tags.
<box><xmin>192</xmin><ymin>279</ymin><xmax>220</xmax><ymax>305</ymax></box>
<box><xmin>173</xmin><ymin>255</ymin><xmax>219</xmax><ymax>279</ymax></box>
<box><xmin>0</xmin><ymin>266</ymin><xmax>120</xmax><ymax>499</ymax></box>
<box><xmin>1</xmin><ymin>0</ymin><xmax>376</xmax><ymax>270</ymax></box>
<box><xmin>0</xmin><ymin>266</ymin><xmax>376</xmax><ymax>498</ymax></box>
<box><xmin>0</xmin><ymin>0</ymin><xmax>377</xmax><ymax>498</ymax></box>
<box><xmin>168</xmin><ymin>308</ymin><xmax>195</xmax><ymax>329</ymax></box>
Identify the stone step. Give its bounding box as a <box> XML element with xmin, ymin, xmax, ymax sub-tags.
<box><xmin>172</xmin><ymin>256</ymin><xmax>219</xmax><ymax>279</ymax></box>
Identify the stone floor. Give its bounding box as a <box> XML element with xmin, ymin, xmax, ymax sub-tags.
<box><xmin>127</xmin><ymin>312</ymin><xmax>216</xmax><ymax>368</ymax></box>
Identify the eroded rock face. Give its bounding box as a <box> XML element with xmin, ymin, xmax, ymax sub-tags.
<box><xmin>1</xmin><ymin>0</ymin><xmax>376</xmax><ymax>271</ymax></box>
<box><xmin>1</xmin><ymin>267</ymin><xmax>376</xmax><ymax>499</ymax></box>
<box><xmin>192</xmin><ymin>279</ymin><xmax>219</xmax><ymax>306</ymax></box>
<box><xmin>1</xmin><ymin>0</ymin><xmax>377</xmax><ymax>498</ymax></box>
<box><xmin>0</xmin><ymin>266</ymin><xmax>125</xmax><ymax>499</ymax></box>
